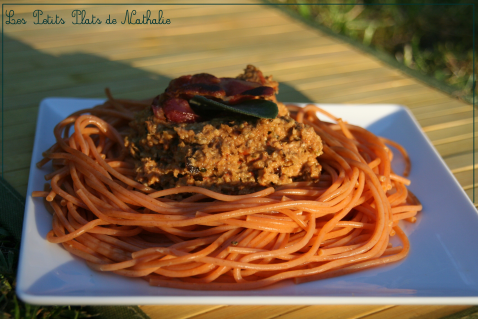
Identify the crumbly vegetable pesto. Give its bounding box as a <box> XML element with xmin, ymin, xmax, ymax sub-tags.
<box><xmin>125</xmin><ymin>110</ymin><xmax>323</xmax><ymax>194</ymax></box>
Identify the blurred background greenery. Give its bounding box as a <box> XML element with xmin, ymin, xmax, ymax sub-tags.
<box><xmin>267</xmin><ymin>0</ymin><xmax>476</xmax><ymax>103</ymax></box>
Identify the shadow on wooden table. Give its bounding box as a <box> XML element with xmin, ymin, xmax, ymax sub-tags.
<box><xmin>3</xmin><ymin>34</ymin><xmax>312</xmax><ymax>195</ymax></box>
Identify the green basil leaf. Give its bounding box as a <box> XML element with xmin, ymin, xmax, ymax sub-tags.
<box><xmin>189</xmin><ymin>95</ymin><xmax>278</xmax><ymax>119</ymax></box>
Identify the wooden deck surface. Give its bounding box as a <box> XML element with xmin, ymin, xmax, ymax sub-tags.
<box><xmin>1</xmin><ymin>1</ymin><xmax>476</xmax><ymax>318</ymax></box>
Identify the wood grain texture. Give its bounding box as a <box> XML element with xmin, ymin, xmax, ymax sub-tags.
<box><xmin>138</xmin><ymin>305</ymin><xmax>225</xmax><ymax>319</ymax></box>
<box><xmin>251</xmin><ymin>305</ymin><xmax>393</xmax><ymax>319</ymax></box>
<box><xmin>359</xmin><ymin>306</ymin><xmax>471</xmax><ymax>319</ymax></box>
<box><xmin>1</xmin><ymin>1</ymin><xmax>475</xmax><ymax>318</ymax></box>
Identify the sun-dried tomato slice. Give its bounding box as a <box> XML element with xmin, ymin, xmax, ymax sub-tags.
<box><xmin>227</xmin><ymin>86</ymin><xmax>275</xmax><ymax>105</ymax></box>
<box><xmin>190</xmin><ymin>73</ymin><xmax>221</xmax><ymax>85</ymax></box>
<box><xmin>162</xmin><ymin>98</ymin><xmax>200</xmax><ymax>123</ymax></box>
<box><xmin>175</xmin><ymin>83</ymin><xmax>226</xmax><ymax>100</ymax></box>
<box><xmin>167</xmin><ymin>75</ymin><xmax>192</xmax><ymax>91</ymax></box>
<box><xmin>219</xmin><ymin>78</ymin><xmax>261</xmax><ymax>96</ymax></box>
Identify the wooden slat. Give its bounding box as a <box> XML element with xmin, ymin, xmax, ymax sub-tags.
<box><xmin>311</xmin><ymin>84</ymin><xmax>429</xmax><ymax>104</ymax></box>
<box><xmin>418</xmin><ymin>111</ymin><xmax>473</xmax><ymax>128</ymax></box>
<box><xmin>2</xmin><ymin>168</ymin><xmax>30</xmax><ymax>197</ymax></box>
<box><xmin>444</xmin><ymin>152</ymin><xmax>478</xmax><ymax>173</ymax></box>
<box><xmin>359</xmin><ymin>305</ymin><xmax>471</xmax><ymax>319</ymax></box>
<box><xmin>422</xmin><ymin>117</ymin><xmax>476</xmax><ymax>133</ymax></box>
<box><xmin>138</xmin><ymin>305</ymin><xmax>225</xmax><ymax>319</ymax></box>
<box><xmin>426</xmin><ymin>123</ymin><xmax>473</xmax><ymax>142</ymax></box>
<box><xmin>413</xmin><ymin>105</ymin><xmax>472</xmax><ymax>119</ymax></box>
<box><xmin>180</xmin><ymin>305</ymin><xmax>306</xmax><ymax>319</ymax></box>
<box><xmin>453</xmin><ymin>168</ymin><xmax>477</xmax><ymax>188</ymax></box>
<box><xmin>433</xmin><ymin>132</ymin><xmax>476</xmax><ymax>148</ymax></box>
<box><xmin>434</xmin><ymin>138</ymin><xmax>474</xmax><ymax>158</ymax></box>
<box><xmin>2</xmin><ymin>107</ymin><xmax>39</xmax><ymax>127</ymax></box>
<box><xmin>258</xmin><ymin>305</ymin><xmax>392</xmax><ymax>319</ymax></box>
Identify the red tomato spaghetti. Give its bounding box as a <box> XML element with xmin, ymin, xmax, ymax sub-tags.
<box><xmin>33</xmin><ymin>92</ymin><xmax>421</xmax><ymax>290</ymax></box>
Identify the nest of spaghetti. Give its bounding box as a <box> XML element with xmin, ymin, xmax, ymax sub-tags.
<box><xmin>33</xmin><ymin>67</ymin><xmax>421</xmax><ymax>291</ymax></box>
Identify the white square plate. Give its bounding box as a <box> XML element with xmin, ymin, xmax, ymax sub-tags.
<box><xmin>17</xmin><ymin>98</ymin><xmax>478</xmax><ymax>305</ymax></box>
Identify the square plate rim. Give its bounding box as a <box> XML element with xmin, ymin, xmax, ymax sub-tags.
<box><xmin>16</xmin><ymin>97</ymin><xmax>478</xmax><ymax>305</ymax></box>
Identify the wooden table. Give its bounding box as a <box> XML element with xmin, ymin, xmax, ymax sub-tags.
<box><xmin>2</xmin><ymin>1</ymin><xmax>476</xmax><ymax>318</ymax></box>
